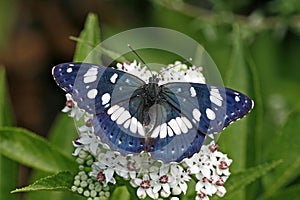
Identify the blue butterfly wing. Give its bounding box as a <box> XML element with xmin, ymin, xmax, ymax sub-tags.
<box><xmin>53</xmin><ymin>63</ymin><xmax>195</xmax><ymax>162</ymax></box>
<box><xmin>161</xmin><ymin>82</ymin><xmax>253</xmax><ymax>134</ymax></box>
<box><xmin>52</xmin><ymin>63</ymin><xmax>148</xmax><ymax>152</ymax></box>
<box><xmin>92</xmin><ymin>98</ymin><xmax>206</xmax><ymax>162</ymax></box>
<box><xmin>52</xmin><ymin>62</ymin><xmax>145</xmax><ymax>114</ymax></box>
<box><xmin>147</xmin><ymin>101</ymin><xmax>206</xmax><ymax>162</ymax></box>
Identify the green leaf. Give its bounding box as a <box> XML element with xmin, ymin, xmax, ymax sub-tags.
<box><xmin>260</xmin><ymin>184</ymin><xmax>300</xmax><ymax>200</ymax></box>
<box><xmin>211</xmin><ymin>160</ymin><xmax>281</xmax><ymax>200</ymax></box>
<box><xmin>12</xmin><ymin>171</ymin><xmax>75</xmax><ymax>193</ymax></box>
<box><xmin>47</xmin><ymin>114</ymin><xmax>78</xmax><ymax>155</ymax></box>
<box><xmin>72</xmin><ymin>13</ymin><xmax>102</xmax><ymax>64</ymax></box>
<box><xmin>70</xmin><ymin>12</ymin><xmax>126</xmax><ymax>63</ymax></box>
<box><xmin>25</xmin><ymin>114</ymin><xmax>83</xmax><ymax>200</ymax></box>
<box><xmin>244</xmin><ymin>38</ymin><xmax>265</xmax><ymax>200</ymax></box>
<box><xmin>0</xmin><ymin>155</ymin><xmax>18</xmax><ymax>200</ymax></box>
<box><xmin>70</xmin><ymin>36</ymin><xmax>127</xmax><ymax>63</ymax></box>
<box><xmin>0</xmin><ymin>67</ymin><xmax>14</xmax><ymax>126</ymax></box>
<box><xmin>218</xmin><ymin>25</ymin><xmax>251</xmax><ymax>200</ymax></box>
<box><xmin>0</xmin><ymin>127</ymin><xmax>77</xmax><ymax>173</ymax></box>
<box><xmin>0</xmin><ymin>67</ymin><xmax>18</xmax><ymax>200</ymax></box>
<box><xmin>262</xmin><ymin>110</ymin><xmax>300</xmax><ymax>199</ymax></box>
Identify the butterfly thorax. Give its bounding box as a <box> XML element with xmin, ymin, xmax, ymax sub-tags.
<box><xmin>128</xmin><ymin>76</ymin><xmax>163</xmax><ymax>132</ymax></box>
<box><xmin>146</xmin><ymin>75</ymin><xmax>161</xmax><ymax>101</ymax></box>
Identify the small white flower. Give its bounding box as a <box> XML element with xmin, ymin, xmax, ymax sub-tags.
<box><xmin>195</xmin><ymin>173</ymin><xmax>218</xmax><ymax>196</ymax></box>
<box><xmin>195</xmin><ymin>192</ymin><xmax>210</xmax><ymax>200</ymax></box>
<box><xmin>220</xmin><ymin>160</ymin><xmax>232</xmax><ymax>176</ymax></box>
<box><xmin>77</xmin><ymin>114</ymin><xmax>94</xmax><ymax>134</ymax></box>
<box><xmin>62</xmin><ymin>94</ymin><xmax>85</xmax><ymax>120</ymax></box>
<box><xmin>159</xmin><ymin>61</ymin><xmax>206</xmax><ymax>85</ymax></box>
<box><xmin>184</xmin><ymin>153</ymin><xmax>212</xmax><ymax>177</ymax></box>
<box><xmin>72</xmin><ymin>133</ymin><xmax>99</xmax><ymax>156</ymax></box>
<box><xmin>91</xmin><ymin>151</ymin><xmax>129</xmax><ymax>185</ymax></box>
<box><xmin>132</xmin><ymin>174</ymin><xmax>158</xmax><ymax>199</ymax></box>
<box><xmin>90</xmin><ymin>160</ymin><xmax>116</xmax><ymax>185</ymax></box>
<box><xmin>116</xmin><ymin>60</ymin><xmax>151</xmax><ymax>83</ymax></box>
<box><xmin>216</xmin><ymin>184</ymin><xmax>227</xmax><ymax>197</ymax></box>
<box><xmin>149</xmin><ymin>164</ymin><xmax>172</xmax><ymax>196</ymax></box>
<box><xmin>169</xmin><ymin>164</ymin><xmax>191</xmax><ymax>195</ymax></box>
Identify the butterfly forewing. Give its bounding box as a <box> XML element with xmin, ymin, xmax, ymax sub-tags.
<box><xmin>53</xmin><ymin>63</ymin><xmax>145</xmax><ymax>114</ymax></box>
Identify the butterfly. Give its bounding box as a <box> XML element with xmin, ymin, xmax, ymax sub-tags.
<box><xmin>52</xmin><ymin>62</ymin><xmax>253</xmax><ymax>162</ymax></box>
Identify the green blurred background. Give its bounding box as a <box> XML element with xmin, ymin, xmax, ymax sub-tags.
<box><xmin>0</xmin><ymin>0</ymin><xmax>300</xmax><ymax>199</ymax></box>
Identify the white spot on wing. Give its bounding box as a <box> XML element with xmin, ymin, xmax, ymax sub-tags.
<box><xmin>84</xmin><ymin>76</ymin><xmax>97</xmax><ymax>83</ymax></box>
<box><xmin>206</xmin><ymin>108</ymin><xmax>216</xmax><ymax>120</ymax></box>
<box><xmin>168</xmin><ymin>119</ymin><xmax>181</xmax><ymax>135</ymax></box>
<box><xmin>116</xmin><ymin>110</ymin><xmax>131</xmax><ymax>125</ymax></box>
<box><xmin>210</xmin><ymin>95</ymin><xmax>222</xmax><ymax>106</ymax></box>
<box><xmin>67</xmin><ymin>67</ymin><xmax>73</xmax><ymax>73</ymax></box>
<box><xmin>107</xmin><ymin>105</ymin><xmax>119</xmax><ymax>115</ymax></box>
<box><xmin>235</xmin><ymin>96</ymin><xmax>240</xmax><ymax>102</ymax></box>
<box><xmin>210</xmin><ymin>88</ymin><xmax>223</xmax><ymax>100</ymax></box>
<box><xmin>167</xmin><ymin>126</ymin><xmax>174</xmax><ymax>137</ymax></box>
<box><xmin>83</xmin><ymin>67</ymin><xmax>98</xmax><ymax>83</ymax></box>
<box><xmin>101</xmin><ymin>93</ymin><xmax>111</xmax><ymax>105</ymax></box>
<box><xmin>159</xmin><ymin>123</ymin><xmax>167</xmax><ymax>138</ymax></box>
<box><xmin>176</xmin><ymin>117</ymin><xmax>188</xmax><ymax>133</ymax></box>
<box><xmin>137</xmin><ymin>122</ymin><xmax>145</xmax><ymax>136</ymax></box>
<box><xmin>84</xmin><ymin>67</ymin><xmax>98</xmax><ymax>76</ymax></box>
<box><xmin>124</xmin><ymin>119</ymin><xmax>131</xmax><ymax>129</ymax></box>
<box><xmin>151</xmin><ymin>125</ymin><xmax>160</xmax><ymax>138</ymax></box>
<box><xmin>87</xmin><ymin>89</ymin><xmax>98</xmax><ymax>99</ymax></box>
<box><xmin>110</xmin><ymin>73</ymin><xmax>118</xmax><ymax>84</ymax></box>
<box><xmin>190</xmin><ymin>87</ymin><xmax>196</xmax><ymax>97</ymax></box>
<box><xmin>181</xmin><ymin>117</ymin><xmax>193</xmax><ymax>129</ymax></box>
<box><xmin>130</xmin><ymin>117</ymin><xmax>138</xmax><ymax>134</ymax></box>
<box><xmin>111</xmin><ymin>106</ymin><xmax>125</xmax><ymax>121</ymax></box>
<box><xmin>192</xmin><ymin>108</ymin><xmax>201</xmax><ymax>121</ymax></box>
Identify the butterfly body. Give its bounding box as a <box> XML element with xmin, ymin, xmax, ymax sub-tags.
<box><xmin>53</xmin><ymin>62</ymin><xmax>253</xmax><ymax>162</ymax></box>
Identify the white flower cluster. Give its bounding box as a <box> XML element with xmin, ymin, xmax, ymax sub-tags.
<box><xmin>72</xmin><ymin>132</ymin><xmax>231</xmax><ymax>199</ymax></box>
<box><xmin>184</xmin><ymin>144</ymin><xmax>232</xmax><ymax>200</ymax></box>
<box><xmin>63</xmin><ymin>61</ymin><xmax>232</xmax><ymax>200</ymax></box>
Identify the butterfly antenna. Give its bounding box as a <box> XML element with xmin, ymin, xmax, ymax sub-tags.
<box><xmin>128</xmin><ymin>44</ymin><xmax>153</xmax><ymax>76</ymax></box>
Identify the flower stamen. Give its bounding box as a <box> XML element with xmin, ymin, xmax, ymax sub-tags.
<box><xmin>219</xmin><ymin>161</ymin><xmax>228</xmax><ymax>170</ymax></box>
<box><xmin>66</xmin><ymin>100</ymin><xmax>74</xmax><ymax>108</ymax></box>
<box><xmin>140</xmin><ymin>180</ymin><xmax>151</xmax><ymax>189</ymax></box>
<box><xmin>159</xmin><ymin>175</ymin><xmax>168</xmax><ymax>184</ymax></box>
<box><xmin>96</xmin><ymin>172</ymin><xmax>105</xmax><ymax>183</ymax></box>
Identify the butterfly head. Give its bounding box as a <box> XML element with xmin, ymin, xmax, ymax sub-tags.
<box><xmin>148</xmin><ymin>74</ymin><xmax>160</xmax><ymax>84</ymax></box>
<box><xmin>141</xmin><ymin>74</ymin><xmax>159</xmax><ymax>101</ymax></box>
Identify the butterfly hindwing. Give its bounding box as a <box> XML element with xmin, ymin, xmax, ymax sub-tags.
<box><xmin>92</xmin><ymin>102</ymin><xmax>206</xmax><ymax>162</ymax></box>
<box><xmin>161</xmin><ymin>82</ymin><xmax>253</xmax><ymax>134</ymax></box>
